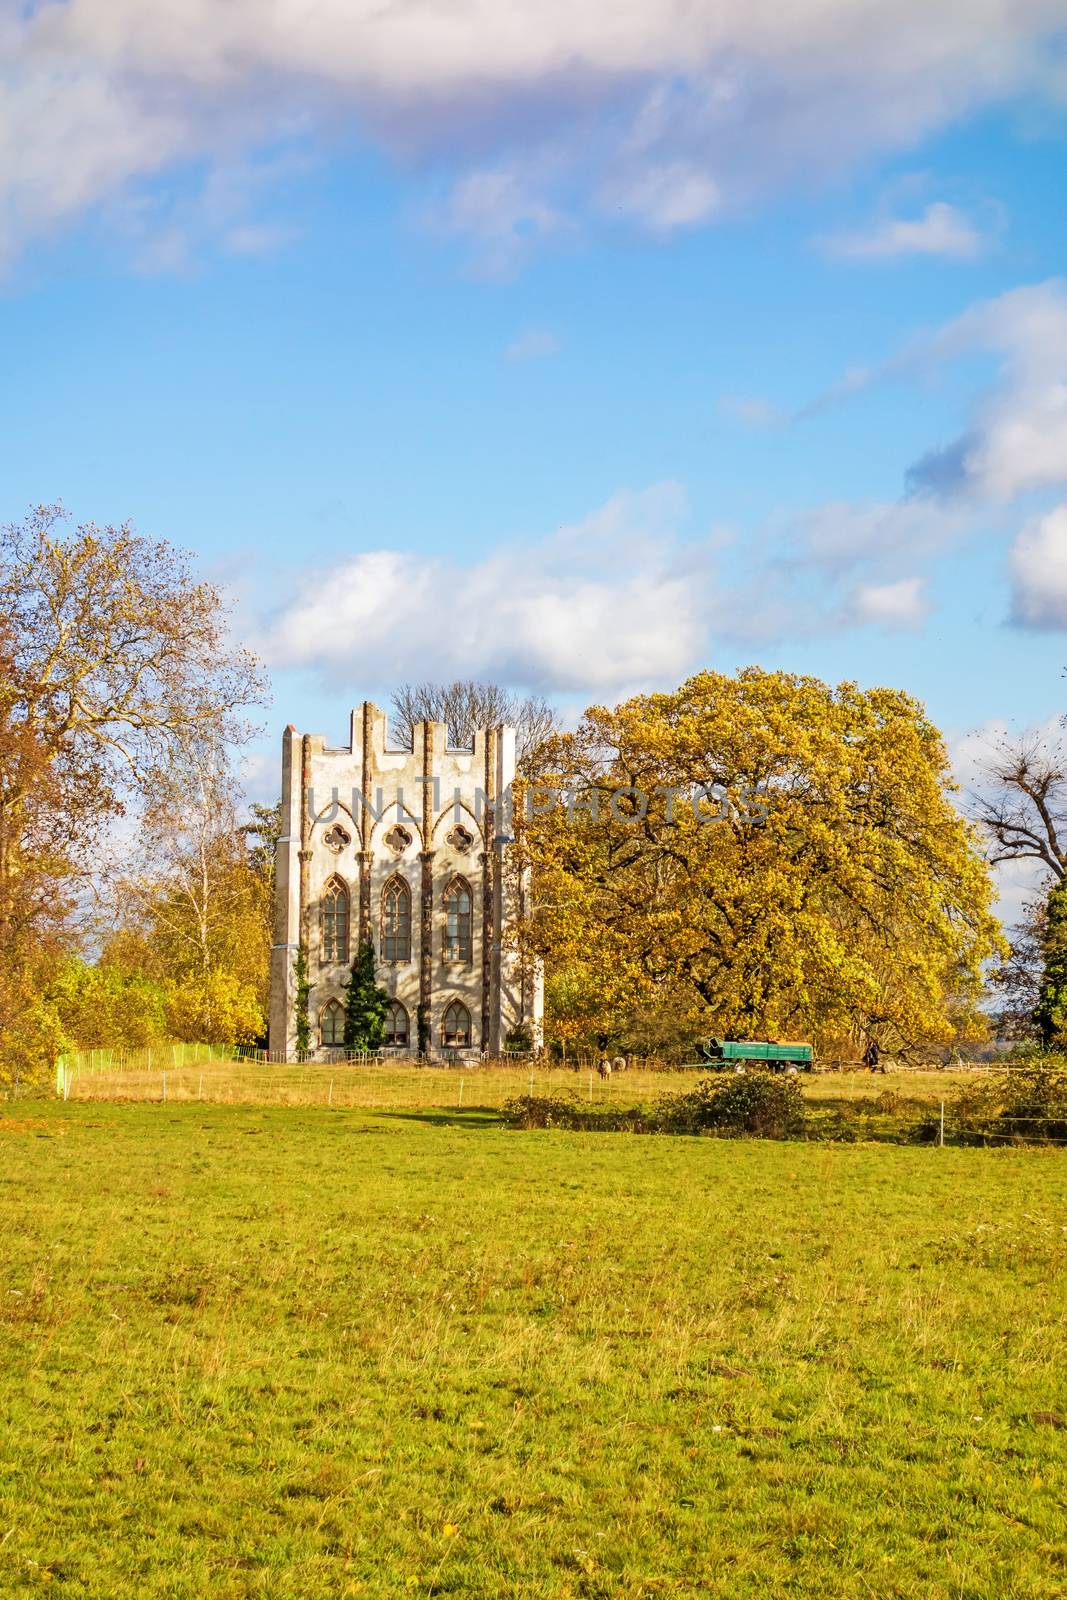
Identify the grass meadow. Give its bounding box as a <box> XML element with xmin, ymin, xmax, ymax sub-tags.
<box><xmin>1</xmin><ymin>1097</ymin><xmax>1064</xmax><ymax>1598</ymax></box>
<box><xmin>55</xmin><ymin>1056</ymin><xmax>984</xmax><ymax>1114</ymax></box>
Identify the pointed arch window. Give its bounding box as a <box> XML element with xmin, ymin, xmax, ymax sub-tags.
<box><xmin>320</xmin><ymin>999</ymin><xmax>344</xmax><ymax>1048</ymax></box>
<box><xmin>385</xmin><ymin>1000</ymin><xmax>409</xmax><ymax>1047</ymax></box>
<box><xmin>381</xmin><ymin>876</ymin><xmax>412</xmax><ymax>963</ymax></box>
<box><xmin>321</xmin><ymin>877</ymin><xmax>349</xmax><ymax>963</ymax></box>
<box><xmin>441</xmin><ymin>1000</ymin><xmax>472</xmax><ymax>1048</ymax></box>
<box><xmin>443</xmin><ymin>876</ymin><xmax>473</xmax><ymax>963</ymax></box>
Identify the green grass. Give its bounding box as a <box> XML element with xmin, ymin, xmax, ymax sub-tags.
<box><xmin>1</xmin><ymin>1102</ymin><xmax>1064</xmax><ymax>1598</ymax></box>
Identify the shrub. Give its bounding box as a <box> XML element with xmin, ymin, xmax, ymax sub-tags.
<box><xmin>920</xmin><ymin>1064</ymin><xmax>1067</xmax><ymax>1145</ymax></box>
<box><xmin>655</xmin><ymin>1072</ymin><xmax>807</xmax><ymax>1139</ymax></box>
<box><xmin>501</xmin><ymin>1073</ymin><xmax>808</xmax><ymax>1140</ymax></box>
<box><xmin>500</xmin><ymin>1093</ymin><xmax>651</xmax><ymax>1133</ymax></box>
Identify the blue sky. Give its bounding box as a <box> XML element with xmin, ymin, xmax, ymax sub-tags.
<box><xmin>3</xmin><ymin>2</ymin><xmax>1067</xmax><ymax>842</ymax></box>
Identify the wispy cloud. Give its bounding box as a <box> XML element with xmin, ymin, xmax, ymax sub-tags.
<box><xmin>718</xmin><ymin>395</ymin><xmax>783</xmax><ymax>429</ymax></box>
<box><xmin>432</xmin><ymin>167</ymin><xmax>566</xmax><ymax>278</ymax></box>
<box><xmin>819</xmin><ymin>201</ymin><xmax>989</xmax><ymax>262</ymax></box>
<box><xmin>504</xmin><ymin>328</ymin><xmax>562</xmax><ymax>362</ymax></box>
<box><xmin>600</xmin><ymin>161</ymin><xmax>720</xmax><ymax>232</ymax></box>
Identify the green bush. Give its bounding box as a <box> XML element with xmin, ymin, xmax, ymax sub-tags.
<box><xmin>500</xmin><ymin>1093</ymin><xmax>650</xmax><ymax>1132</ymax></box>
<box><xmin>656</xmin><ymin>1072</ymin><xmax>807</xmax><ymax>1139</ymax></box>
<box><xmin>935</xmin><ymin>1064</ymin><xmax>1067</xmax><ymax>1145</ymax></box>
<box><xmin>501</xmin><ymin>1072</ymin><xmax>808</xmax><ymax>1140</ymax></box>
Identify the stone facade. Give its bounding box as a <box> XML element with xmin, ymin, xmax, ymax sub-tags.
<box><xmin>269</xmin><ymin>702</ymin><xmax>541</xmax><ymax>1060</ymax></box>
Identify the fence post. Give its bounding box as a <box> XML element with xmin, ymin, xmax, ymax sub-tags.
<box><xmin>939</xmin><ymin>1101</ymin><xmax>945</xmax><ymax>1148</ymax></box>
<box><xmin>198</xmin><ymin>1074</ymin><xmax>203</xmax><ymax>1101</ymax></box>
<box><xmin>588</xmin><ymin>1071</ymin><xmax>593</xmax><ymax>1103</ymax></box>
<box><xmin>328</xmin><ymin>1078</ymin><xmax>334</xmax><ymax>1107</ymax></box>
<box><xmin>162</xmin><ymin>1070</ymin><xmax>167</xmax><ymax>1104</ymax></box>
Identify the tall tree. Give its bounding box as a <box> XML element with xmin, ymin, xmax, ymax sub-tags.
<box><xmin>106</xmin><ymin>747</ymin><xmax>270</xmax><ymax>1045</ymax></box>
<box><xmin>970</xmin><ymin>735</ymin><xmax>1066</xmax><ymax>883</ymax></box>
<box><xmin>390</xmin><ymin>680</ymin><xmax>558</xmax><ymax>772</ymax></box>
<box><xmin>343</xmin><ymin>940</ymin><xmax>390</xmax><ymax>1053</ymax></box>
<box><xmin>0</xmin><ymin>505</ymin><xmax>266</xmax><ymax>854</ymax></box>
<box><xmin>0</xmin><ymin>506</ymin><xmax>267</xmax><ymax>1074</ymax></box>
<box><xmin>1033</xmin><ymin>881</ymin><xmax>1067</xmax><ymax>1047</ymax></box>
<box><xmin>0</xmin><ymin>627</ymin><xmax>72</xmax><ymax>1085</ymax></box>
<box><xmin>972</xmin><ymin>732</ymin><xmax>1067</xmax><ymax>1045</ymax></box>
<box><xmin>516</xmin><ymin>669</ymin><xmax>1004</xmax><ymax>1056</ymax></box>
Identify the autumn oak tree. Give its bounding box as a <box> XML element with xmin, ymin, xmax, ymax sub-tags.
<box><xmin>515</xmin><ymin>669</ymin><xmax>1004</xmax><ymax>1058</ymax></box>
<box><xmin>0</xmin><ymin>506</ymin><xmax>268</xmax><ymax>1078</ymax></box>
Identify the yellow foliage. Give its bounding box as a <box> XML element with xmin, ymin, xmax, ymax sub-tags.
<box><xmin>516</xmin><ymin>669</ymin><xmax>1005</xmax><ymax>1055</ymax></box>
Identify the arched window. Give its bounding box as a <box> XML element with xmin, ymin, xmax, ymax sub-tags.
<box><xmin>443</xmin><ymin>876</ymin><xmax>473</xmax><ymax>963</ymax></box>
<box><xmin>381</xmin><ymin>876</ymin><xmax>411</xmax><ymax>963</ymax></box>
<box><xmin>441</xmin><ymin>1000</ymin><xmax>472</xmax><ymax>1048</ymax></box>
<box><xmin>385</xmin><ymin>1000</ymin><xmax>409</xmax><ymax>1047</ymax></box>
<box><xmin>320</xmin><ymin>999</ymin><xmax>344</xmax><ymax>1047</ymax></box>
<box><xmin>321</xmin><ymin>878</ymin><xmax>349</xmax><ymax>963</ymax></box>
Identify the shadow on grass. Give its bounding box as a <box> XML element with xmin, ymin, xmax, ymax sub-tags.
<box><xmin>370</xmin><ymin>1107</ymin><xmax>504</xmax><ymax>1130</ymax></box>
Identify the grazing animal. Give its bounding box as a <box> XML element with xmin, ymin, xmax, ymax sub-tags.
<box><xmin>597</xmin><ymin>1058</ymin><xmax>612</xmax><ymax>1079</ymax></box>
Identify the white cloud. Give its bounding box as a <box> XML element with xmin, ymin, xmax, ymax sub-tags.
<box><xmin>1009</xmin><ymin>503</ymin><xmax>1067</xmax><ymax>629</ymax></box>
<box><xmin>800</xmin><ymin>278</ymin><xmax>1067</xmax><ymax>513</ymax></box>
<box><xmin>2</xmin><ymin>1</ymin><xmax>1064</xmax><ymax>264</ymax></box>
<box><xmin>820</xmin><ymin>201</ymin><xmax>987</xmax><ymax>261</ymax></box>
<box><xmin>914</xmin><ymin>280</ymin><xmax>1067</xmax><ymax>503</ymax></box>
<box><xmin>263</xmin><ymin>484</ymin><xmax>709</xmax><ymax>693</ymax></box>
<box><xmin>796</xmin><ymin>496</ymin><xmax>966</xmax><ymax>573</ymax></box>
<box><xmin>433</xmin><ymin>167</ymin><xmax>565</xmax><ymax>277</ymax></box>
<box><xmin>504</xmin><ymin>328</ymin><xmax>561</xmax><ymax>362</ymax></box>
<box><xmin>601</xmin><ymin>162</ymin><xmax>720</xmax><ymax>232</ymax></box>
<box><xmin>850</xmin><ymin>575</ymin><xmax>928</xmax><ymax>628</ymax></box>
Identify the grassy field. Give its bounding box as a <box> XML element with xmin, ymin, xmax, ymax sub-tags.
<box><xmin>56</xmin><ymin>1056</ymin><xmax>984</xmax><ymax>1114</ymax></box>
<box><xmin>1</xmin><ymin>1102</ymin><xmax>1064</xmax><ymax>1598</ymax></box>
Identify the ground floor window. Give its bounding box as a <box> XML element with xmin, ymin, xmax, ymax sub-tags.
<box><xmin>385</xmin><ymin>1000</ymin><xmax>409</xmax><ymax>1046</ymax></box>
<box><xmin>441</xmin><ymin>1000</ymin><xmax>472</xmax><ymax>1048</ymax></box>
<box><xmin>320</xmin><ymin>999</ymin><xmax>344</xmax><ymax>1047</ymax></box>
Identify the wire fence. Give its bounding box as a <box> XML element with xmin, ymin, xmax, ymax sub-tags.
<box><xmin>55</xmin><ymin>1058</ymin><xmax>666</xmax><ymax>1112</ymax></box>
<box><xmin>46</xmin><ymin>1053</ymin><xmax>1067</xmax><ymax>1144</ymax></box>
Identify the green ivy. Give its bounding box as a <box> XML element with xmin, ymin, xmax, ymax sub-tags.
<box><xmin>294</xmin><ymin>946</ymin><xmax>311</xmax><ymax>1055</ymax></box>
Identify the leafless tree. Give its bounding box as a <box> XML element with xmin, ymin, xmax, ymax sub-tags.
<box><xmin>390</xmin><ymin>681</ymin><xmax>559</xmax><ymax>772</ymax></box>
<box><xmin>970</xmin><ymin>735</ymin><xmax>1066</xmax><ymax>883</ymax></box>
<box><xmin>989</xmin><ymin>903</ymin><xmax>1046</xmax><ymax>1039</ymax></box>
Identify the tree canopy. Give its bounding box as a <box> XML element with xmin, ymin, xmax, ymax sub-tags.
<box><xmin>517</xmin><ymin>668</ymin><xmax>1004</xmax><ymax>1057</ymax></box>
<box><xmin>0</xmin><ymin>507</ymin><xmax>269</xmax><ymax>1080</ymax></box>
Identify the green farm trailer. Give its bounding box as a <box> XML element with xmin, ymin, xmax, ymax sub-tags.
<box><xmin>699</xmin><ymin>1038</ymin><xmax>814</xmax><ymax>1071</ymax></box>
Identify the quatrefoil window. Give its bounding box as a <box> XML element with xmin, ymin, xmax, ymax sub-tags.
<box><xmin>323</xmin><ymin>824</ymin><xmax>351</xmax><ymax>854</ymax></box>
<box><xmin>384</xmin><ymin>824</ymin><xmax>413</xmax><ymax>855</ymax></box>
<box><xmin>447</xmin><ymin>824</ymin><xmax>474</xmax><ymax>854</ymax></box>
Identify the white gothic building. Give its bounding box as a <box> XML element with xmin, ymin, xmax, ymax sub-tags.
<box><xmin>269</xmin><ymin>702</ymin><xmax>541</xmax><ymax>1059</ymax></box>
